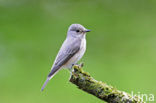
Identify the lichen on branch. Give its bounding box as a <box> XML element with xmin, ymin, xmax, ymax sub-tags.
<box><xmin>69</xmin><ymin>64</ymin><xmax>144</xmax><ymax>103</ymax></box>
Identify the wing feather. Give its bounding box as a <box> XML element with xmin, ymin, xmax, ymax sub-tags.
<box><xmin>41</xmin><ymin>37</ymin><xmax>81</xmax><ymax>91</ymax></box>
<box><xmin>48</xmin><ymin>37</ymin><xmax>81</xmax><ymax>77</ymax></box>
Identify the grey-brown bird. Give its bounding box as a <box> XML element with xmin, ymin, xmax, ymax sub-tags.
<box><xmin>41</xmin><ymin>24</ymin><xmax>90</xmax><ymax>91</ymax></box>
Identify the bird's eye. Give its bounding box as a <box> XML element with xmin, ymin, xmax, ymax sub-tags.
<box><xmin>76</xmin><ymin>30</ymin><xmax>80</xmax><ymax>32</ymax></box>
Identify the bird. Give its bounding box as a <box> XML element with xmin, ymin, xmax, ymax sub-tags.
<box><xmin>41</xmin><ymin>24</ymin><xmax>90</xmax><ymax>91</ymax></box>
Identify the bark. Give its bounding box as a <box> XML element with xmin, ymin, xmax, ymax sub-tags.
<box><xmin>69</xmin><ymin>64</ymin><xmax>144</xmax><ymax>103</ymax></box>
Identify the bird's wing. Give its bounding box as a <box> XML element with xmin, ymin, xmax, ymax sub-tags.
<box><xmin>41</xmin><ymin>37</ymin><xmax>81</xmax><ymax>91</ymax></box>
<box><xmin>48</xmin><ymin>37</ymin><xmax>81</xmax><ymax>77</ymax></box>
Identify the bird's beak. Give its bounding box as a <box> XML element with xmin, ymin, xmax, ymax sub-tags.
<box><xmin>85</xmin><ymin>29</ymin><xmax>91</xmax><ymax>32</ymax></box>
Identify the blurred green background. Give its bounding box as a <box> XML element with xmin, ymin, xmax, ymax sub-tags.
<box><xmin>0</xmin><ymin>0</ymin><xmax>156</xmax><ymax>103</ymax></box>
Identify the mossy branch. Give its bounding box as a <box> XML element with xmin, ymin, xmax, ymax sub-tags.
<box><xmin>69</xmin><ymin>64</ymin><xmax>144</xmax><ymax>103</ymax></box>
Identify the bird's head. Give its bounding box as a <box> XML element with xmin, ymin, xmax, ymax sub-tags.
<box><xmin>67</xmin><ymin>24</ymin><xmax>90</xmax><ymax>38</ymax></box>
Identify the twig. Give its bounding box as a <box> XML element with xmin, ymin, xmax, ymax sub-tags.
<box><xmin>69</xmin><ymin>64</ymin><xmax>144</xmax><ymax>103</ymax></box>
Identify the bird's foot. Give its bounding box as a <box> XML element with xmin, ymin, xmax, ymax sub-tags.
<box><xmin>71</xmin><ymin>62</ymin><xmax>84</xmax><ymax>70</ymax></box>
<box><xmin>68</xmin><ymin>63</ymin><xmax>85</xmax><ymax>75</ymax></box>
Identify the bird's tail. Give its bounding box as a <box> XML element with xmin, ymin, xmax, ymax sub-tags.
<box><xmin>41</xmin><ymin>77</ymin><xmax>50</xmax><ymax>91</ymax></box>
<box><xmin>41</xmin><ymin>73</ymin><xmax>56</xmax><ymax>91</ymax></box>
<box><xmin>41</xmin><ymin>66</ymin><xmax>61</xmax><ymax>91</ymax></box>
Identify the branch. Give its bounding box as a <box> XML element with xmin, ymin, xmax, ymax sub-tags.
<box><xmin>69</xmin><ymin>64</ymin><xmax>144</xmax><ymax>103</ymax></box>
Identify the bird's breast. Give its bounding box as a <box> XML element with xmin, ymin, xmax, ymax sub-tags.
<box><xmin>78</xmin><ymin>38</ymin><xmax>86</xmax><ymax>60</ymax></box>
<box><xmin>64</xmin><ymin>38</ymin><xmax>86</xmax><ymax>68</ymax></box>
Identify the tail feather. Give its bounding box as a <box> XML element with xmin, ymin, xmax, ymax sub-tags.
<box><xmin>41</xmin><ymin>66</ymin><xmax>61</xmax><ymax>91</ymax></box>
<box><xmin>41</xmin><ymin>77</ymin><xmax>50</xmax><ymax>91</ymax></box>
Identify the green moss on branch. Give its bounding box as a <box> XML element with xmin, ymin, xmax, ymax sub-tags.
<box><xmin>69</xmin><ymin>64</ymin><xmax>144</xmax><ymax>103</ymax></box>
